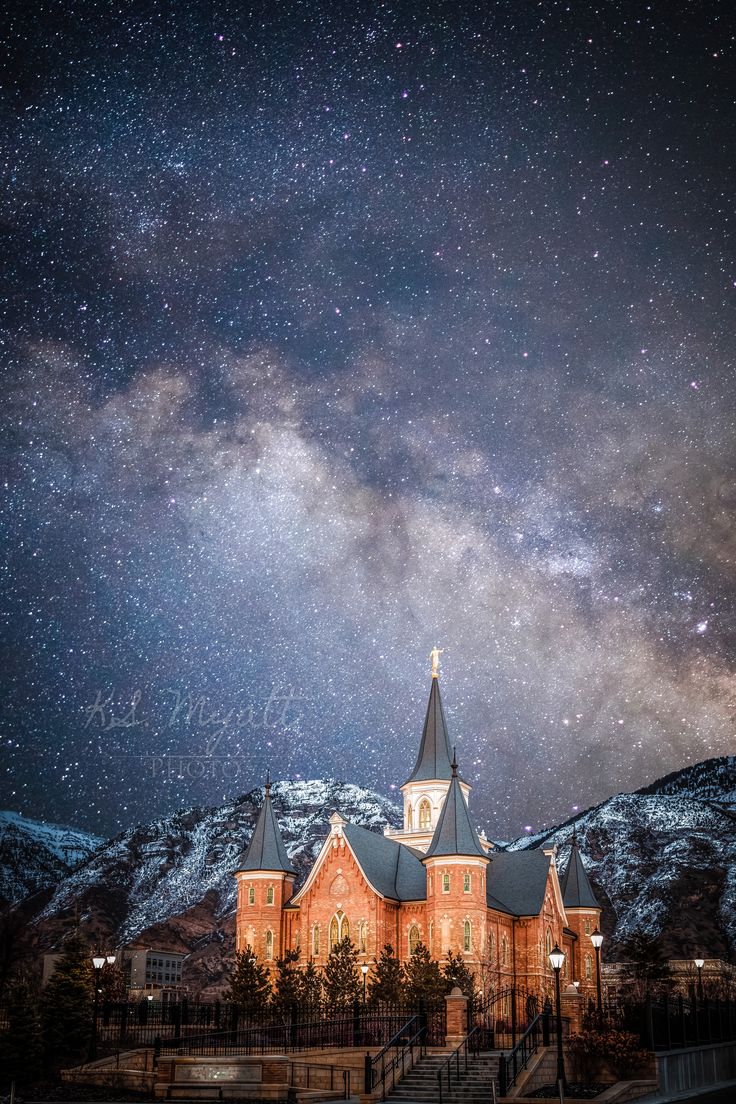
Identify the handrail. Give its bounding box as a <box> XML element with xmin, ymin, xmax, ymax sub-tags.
<box><xmin>436</xmin><ymin>1025</ymin><xmax>482</xmax><ymax>1104</ymax></box>
<box><xmin>289</xmin><ymin>1060</ymin><xmax>353</xmax><ymax>1100</ymax></box>
<box><xmin>497</xmin><ymin>1010</ymin><xmax>548</xmax><ymax>1096</ymax></box>
<box><xmin>366</xmin><ymin>1016</ymin><xmax>427</xmax><ymax>1100</ymax></box>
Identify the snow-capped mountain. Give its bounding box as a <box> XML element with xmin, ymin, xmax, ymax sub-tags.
<box><xmin>23</xmin><ymin>780</ymin><xmax>401</xmax><ymax>996</ymax></box>
<box><xmin>10</xmin><ymin>757</ymin><xmax>736</xmax><ymax>995</ymax></box>
<box><xmin>0</xmin><ymin>811</ymin><xmax>103</xmax><ymax>906</ymax></box>
<box><xmin>507</xmin><ymin>756</ymin><xmax>736</xmax><ymax>960</ymax></box>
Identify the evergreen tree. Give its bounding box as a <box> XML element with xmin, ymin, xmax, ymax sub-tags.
<box><xmin>0</xmin><ymin>978</ymin><xmax>43</xmax><ymax>1087</ymax></box>
<box><xmin>368</xmin><ymin>944</ymin><xmax>406</xmax><ymax>1006</ymax></box>
<box><xmin>324</xmin><ymin>936</ymin><xmax>360</xmax><ymax>1010</ymax></box>
<box><xmin>226</xmin><ymin>945</ymin><xmax>272</xmax><ymax>1015</ymax></box>
<box><xmin>443</xmin><ymin>950</ymin><xmax>475</xmax><ymax>997</ymax></box>
<box><xmin>297</xmin><ymin>957</ymin><xmax>323</xmax><ymax>1014</ymax></box>
<box><xmin>622</xmin><ymin>931</ymin><xmax>672</xmax><ymax>996</ymax></box>
<box><xmin>404</xmin><ymin>942</ymin><xmax>446</xmax><ymax>1006</ymax></box>
<box><xmin>40</xmin><ymin>931</ymin><xmax>93</xmax><ymax>1070</ymax></box>
<box><xmin>273</xmin><ymin>949</ymin><xmax>301</xmax><ymax>1019</ymax></box>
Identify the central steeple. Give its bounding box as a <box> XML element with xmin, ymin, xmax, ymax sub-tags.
<box><xmin>385</xmin><ymin>649</ymin><xmax>472</xmax><ymax>851</ymax></box>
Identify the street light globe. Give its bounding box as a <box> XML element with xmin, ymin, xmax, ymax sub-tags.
<box><xmin>106</xmin><ymin>954</ymin><xmax>116</xmax><ymax>965</ymax></box>
<box><xmin>694</xmin><ymin>958</ymin><xmax>705</xmax><ymax>969</ymax></box>
<box><xmin>92</xmin><ymin>955</ymin><xmax>106</xmax><ymax>969</ymax></box>
<box><xmin>549</xmin><ymin>945</ymin><xmax>565</xmax><ymax>971</ymax></box>
<box><xmin>591</xmin><ymin>928</ymin><xmax>604</xmax><ymax>950</ymax></box>
<box><xmin>361</xmin><ymin>964</ymin><xmax>369</xmax><ymax>976</ymax></box>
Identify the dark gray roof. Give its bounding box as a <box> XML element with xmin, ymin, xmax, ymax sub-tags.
<box><xmin>234</xmin><ymin>785</ymin><xmax>296</xmax><ymax>875</ymax></box>
<box><xmin>560</xmin><ymin>839</ymin><xmax>599</xmax><ymax>909</ymax></box>
<box><xmin>424</xmin><ymin>769</ymin><xmax>486</xmax><ymax>859</ymax></box>
<box><xmin>343</xmin><ymin>823</ymin><xmax>426</xmax><ymax>901</ymax></box>
<box><xmin>486</xmin><ymin>851</ymin><xmax>552</xmax><ymax>916</ymax></box>
<box><xmin>405</xmin><ymin>678</ymin><xmax>454</xmax><ymax>783</ymax></box>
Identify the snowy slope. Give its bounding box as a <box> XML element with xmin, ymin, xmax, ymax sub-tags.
<box><xmin>0</xmin><ymin>811</ymin><xmax>103</xmax><ymax>904</ymax></box>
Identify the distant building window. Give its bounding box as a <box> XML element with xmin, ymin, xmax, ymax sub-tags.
<box><xmin>248</xmin><ymin>886</ymin><xmax>255</xmax><ymax>905</ymax></box>
<box><xmin>442</xmin><ymin>873</ymin><xmax>450</xmax><ymax>894</ymax></box>
<box><xmin>265</xmin><ymin>930</ymin><xmax>274</xmax><ymax>960</ymax></box>
<box><xmin>463</xmin><ymin>873</ymin><xmax>471</xmax><ymax>893</ymax></box>
<box><xmin>312</xmin><ymin>925</ymin><xmax>320</xmax><ymax>956</ymax></box>
<box><xmin>409</xmin><ymin>925</ymin><xmax>420</xmax><ymax>955</ymax></box>
<box><xmin>419</xmin><ymin>799</ymin><xmax>432</xmax><ymax>830</ymax></box>
<box><xmin>463</xmin><ymin>921</ymin><xmax>472</xmax><ymax>953</ymax></box>
<box><xmin>266</xmin><ymin>884</ymin><xmax>275</xmax><ymax>905</ymax></box>
<box><xmin>585</xmin><ymin>953</ymin><xmax>593</xmax><ymax>980</ymax></box>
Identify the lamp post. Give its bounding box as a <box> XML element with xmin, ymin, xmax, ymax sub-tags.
<box><xmin>591</xmin><ymin>928</ymin><xmax>604</xmax><ymax>1020</ymax></box>
<box><xmin>89</xmin><ymin>954</ymin><xmax>106</xmax><ymax>1062</ymax></box>
<box><xmin>361</xmin><ymin>963</ymin><xmax>369</xmax><ymax>1004</ymax></box>
<box><xmin>694</xmin><ymin>958</ymin><xmax>704</xmax><ymax>1002</ymax></box>
<box><xmin>549</xmin><ymin>944</ymin><xmax>567</xmax><ymax>1093</ymax></box>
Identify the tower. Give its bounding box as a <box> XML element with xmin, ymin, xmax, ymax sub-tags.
<box><xmin>560</xmin><ymin>829</ymin><xmax>601</xmax><ymax>993</ymax></box>
<box><xmin>422</xmin><ymin>753</ymin><xmax>490</xmax><ymax>966</ymax></box>
<box><xmin>233</xmin><ymin>780</ymin><xmax>296</xmax><ymax>967</ymax></box>
<box><xmin>385</xmin><ymin>649</ymin><xmax>470</xmax><ymax>851</ymax></box>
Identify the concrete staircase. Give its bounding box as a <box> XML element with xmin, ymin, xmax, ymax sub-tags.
<box><xmin>386</xmin><ymin>1050</ymin><xmax>500</xmax><ymax>1104</ymax></box>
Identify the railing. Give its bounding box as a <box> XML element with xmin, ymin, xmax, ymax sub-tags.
<box><xmin>436</xmin><ymin>1025</ymin><xmax>482</xmax><ymax>1104</ymax></box>
<box><xmin>289</xmin><ymin>1061</ymin><xmax>352</xmax><ymax>1099</ymax></box>
<box><xmin>625</xmin><ymin>994</ymin><xmax>736</xmax><ymax>1051</ymax></box>
<box><xmin>155</xmin><ymin>1012</ymin><xmax>414</xmax><ymax>1057</ymax></box>
<box><xmin>497</xmin><ymin>1010</ymin><xmax>548</xmax><ymax>1097</ymax></box>
<box><xmin>365</xmin><ymin>1016</ymin><xmax>427</xmax><ymax>1100</ymax></box>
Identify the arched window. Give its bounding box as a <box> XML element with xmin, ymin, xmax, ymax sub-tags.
<box><xmin>463</xmin><ymin>920</ymin><xmax>472</xmax><ymax>953</ymax></box>
<box><xmin>359</xmin><ymin>922</ymin><xmax>367</xmax><ymax>953</ymax></box>
<box><xmin>266</xmin><ymin>884</ymin><xmax>275</xmax><ymax>905</ymax></box>
<box><xmin>442</xmin><ymin>873</ymin><xmax>450</xmax><ymax>894</ymax></box>
<box><xmin>546</xmin><ymin>928</ymin><xmax>553</xmax><ymax>958</ymax></box>
<box><xmin>488</xmin><ymin>931</ymin><xmax>495</xmax><ymax>961</ymax></box>
<box><xmin>408</xmin><ymin>924</ymin><xmax>420</xmax><ymax>955</ymax></box>
<box><xmin>248</xmin><ymin>885</ymin><xmax>255</xmax><ymax>905</ymax></box>
<box><xmin>407</xmin><ymin>805</ymin><xmax>413</xmax><ymax>830</ymax></box>
<box><xmin>295</xmin><ymin>930</ymin><xmax>301</xmax><ymax>953</ymax></box>
<box><xmin>584</xmin><ymin>919</ymin><xmax>592</xmax><ymax>935</ymax></box>
<box><xmin>265</xmin><ymin>929</ymin><xmax>274</xmax><ymax>960</ymax></box>
<box><xmin>585</xmin><ymin>953</ymin><xmax>593</xmax><ymax>980</ymax></box>
<box><xmin>429</xmin><ymin>921</ymin><xmax>434</xmax><ymax>951</ymax></box>
<box><xmin>312</xmin><ymin>925</ymin><xmax>320</xmax><ymax>956</ymax></box>
<box><xmin>419</xmin><ymin>799</ymin><xmax>432</xmax><ymax>830</ymax></box>
<box><xmin>463</xmin><ymin>873</ymin><xmax>471</xmax><ymax>893</ymax></box>
<box><xmin>330</xmin><ymin>910</ymin><xmax>349</xmax><ymax>949</ymax></box>
<box><xmin>501</xmin><ymin>935</ymin><xmax>509</xmax><ymax>966</ymax></box>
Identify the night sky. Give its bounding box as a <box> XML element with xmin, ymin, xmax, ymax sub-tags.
<box><xmin>2</xmin><ymin>1</ymin><xmax>734</xmax><ymax>840</ymax></box>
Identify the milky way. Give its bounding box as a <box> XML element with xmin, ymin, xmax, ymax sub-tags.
<box><xmin>2</xmin><ymin>1</ymin><xmax>734</xmax><ymax>838</ymax></box>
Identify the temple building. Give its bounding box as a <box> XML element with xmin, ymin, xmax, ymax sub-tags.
<box><xmin>233</xmin><ymin>654</ymin><xmax>602</xmax><ymax>1000</ymax></box>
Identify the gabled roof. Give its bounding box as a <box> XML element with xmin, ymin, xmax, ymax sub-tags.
<box><xmin>424</xmin><ymin>759</ymin><xmax>486</xmax><ymax>859</ymax></box>
<box><xmin>404</xmin><ymin>677</ymin><xmax>454</xmax><ymax>784</ymax></box>
<box><xmin>234</xmin><ymin>783</ymin><xmax>296</xmax><ymax>875</ymax></box>
<box><xmin>342</xmin><ymin>823</ymin><xmax>427</xmax><ymax>901</ymax></box>
<box><xmin>486</xmin><ymin>851</ymin><xmax>552</xmax><ymax>916</ymax></box>
<box><xmin>560</xmin><ymin>835</ymin><xmax>599</xmax><ymax>909</ymax></box>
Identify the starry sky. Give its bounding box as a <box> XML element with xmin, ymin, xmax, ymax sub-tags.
<box><xmin>2</xmin><ymin>1</ymin><xmax>735</xmax><ymax>840</ymax></box>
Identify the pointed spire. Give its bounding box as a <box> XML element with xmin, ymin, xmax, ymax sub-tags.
<box><xmin>424</xmin><ymin>763</ymin><xmax>486</xmax><ymax>859</ymax></box>
<box><xmin>235</xmin><ymin>779</ymin><xmax>296</xmax><ymax>875</ymax></box>
<box><xmin>405</xmin><ymin>677</ymin><xmax>454</xmax><ymax>784</ymax></box>
<box><xmin>560</xmin><ymin>830</ymin><xmax>599</xmax><ymax>909</ymax></box>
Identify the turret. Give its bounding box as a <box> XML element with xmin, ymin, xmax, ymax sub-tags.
<box><xmin>233</xmin><ymin>779</ymin><xmax>296</xmax><ymax>966</ymax></box>
<box><xmin>422</xmin><ymin>752</ymin><xmax>489</xmax><ymax>967</ymax></box>
<box><xmin>560</xmin><ymin>828</ymin><xmax>602</xmax><ymax>993</ymax></box>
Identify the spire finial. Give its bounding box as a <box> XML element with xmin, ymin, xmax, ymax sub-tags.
<box><xmin>430</xmin><ymin>645</ymin><xmax>444</xmax><ymax>679</ymax></box>
<box><xmin>571</xmin><ymin>824</ymin><xmax>577</xmax><ymax>847</ymax></box>
<box><xmin>265</xmin><ymin>770</ymin><xmax>271</xmax><ymax>798</ymax></box>
<box><xmin>451</xmin><ymin>746</ymin><xmax>458</xmax><ymax>776</ymax></box>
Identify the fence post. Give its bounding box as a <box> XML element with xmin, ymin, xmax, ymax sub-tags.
<box><xmin>511</xmin><ymin>989</ymin><xmax>517</xmax><ymax>1049</ymax></box>
<box><xmin>663</xmin><ymin>994</ymin><xmax>671</xmax><ymax>1050</ymax></box>
<box><xmin>498</xmin><ymin>1055</ymin><xmax>507</xmax><ymax>1098</ymax></box>
<box><xmin>364</xmin><ymin>1052</ymin><xmax>372</xmax><ymax>1094</ymax></box>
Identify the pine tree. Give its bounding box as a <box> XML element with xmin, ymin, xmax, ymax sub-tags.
<box><xmin>404</xmin><ymin>942</ymin><xmax>446</xmax><ymax>1006</ymax></box>
<box><xmin>297</xmin><ymin>957</ymin><xmax>323</xmax><ymax>1014</ymax></box>
<box><xmin>443</xmin><ymin>950</ymin><xmax>475</xmax><ymax>998</ymax></box>
<box><xmin>273</xmin><ymin>949</ymin><xmax>301</xmax><ymax>1019</ymax></box>
<box><xmin>0</xmin><ymin>978</ymin><xmax>43</xmax><ymax>1086</ymax></box>
<box><xmin>621</xmin><ymin>931</ymin><xmax>672</xmax><ymax>996</ymax></box>
<box><xmin>368</xmin><ymin>944</ymin><xmax>406</xmax><ymax>1006</ymax></box>
<box><xmin>324</xmin><ymin>936</ymin><xmax>360</xmax><ymax>1010</ymax></box>
<box><xmin>40</xmin><ymin>931</ymin><xmax>93</xmax><ymax>1069</ymax></box>
<box><xmin>226</xmin><ymin>946</ymin><xmax>272</xmax><ymax>1015</ymax></box>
